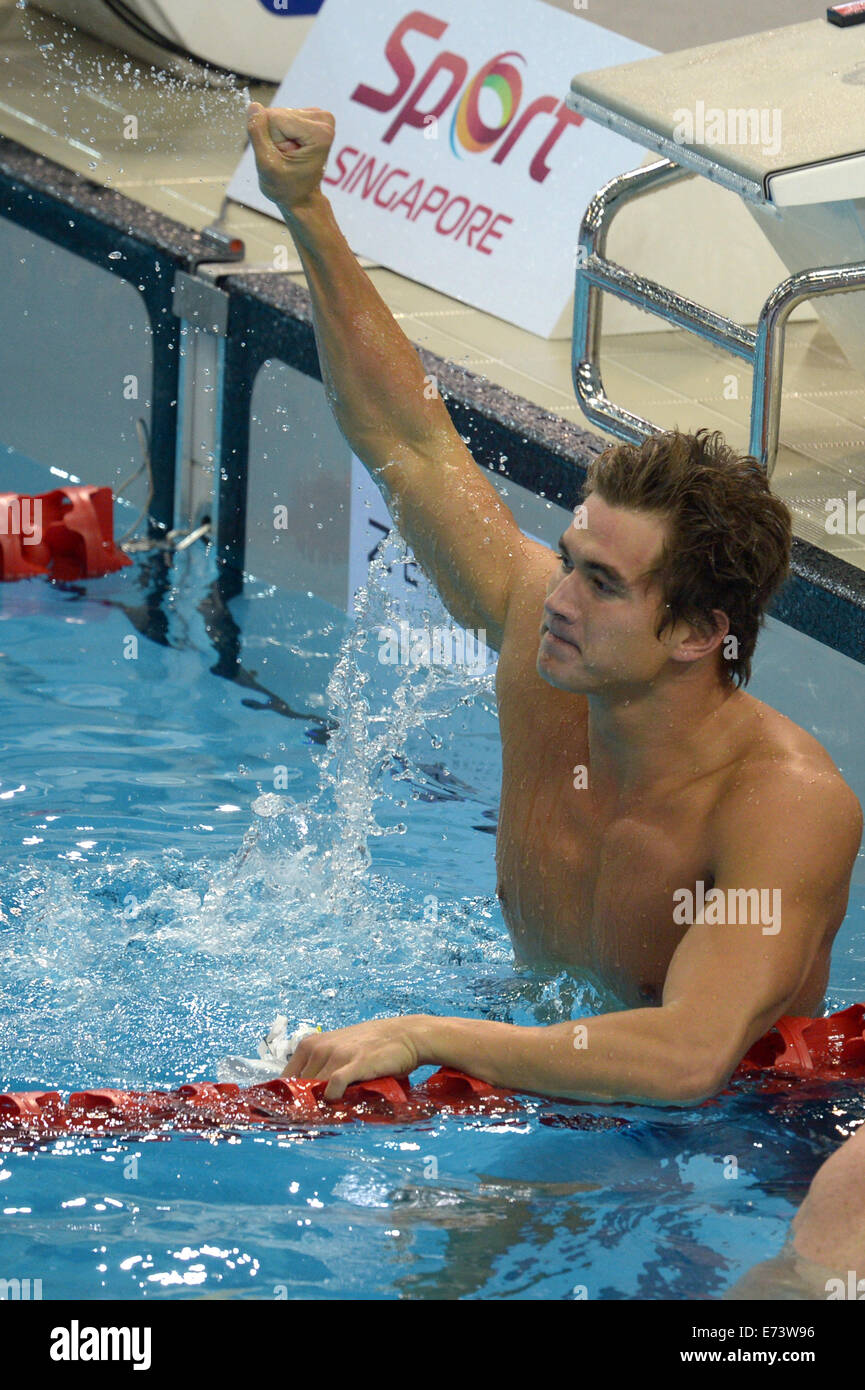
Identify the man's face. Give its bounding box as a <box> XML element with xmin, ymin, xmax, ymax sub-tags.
<box><xmin>537</xmin><ymin>494</ymin><xmax>679</xmax><ymax>695</ymax></box>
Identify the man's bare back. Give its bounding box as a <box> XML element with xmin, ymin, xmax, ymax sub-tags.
<box><xmin>494</xmin><ymin>545</ymin><xmax>843</xmax><ymax>1014</ymax></box>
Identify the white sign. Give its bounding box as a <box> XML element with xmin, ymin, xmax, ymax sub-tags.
<box><xmin>228</xmin><ymin>0</ymin><xmax>654</xmax><ymax>337</ymax></box>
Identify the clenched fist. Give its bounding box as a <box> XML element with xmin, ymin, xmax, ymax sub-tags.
<box><xmin>246</xmin><ymin>103</ymin><xmax>335</xmax><ymax>212</ymax></box>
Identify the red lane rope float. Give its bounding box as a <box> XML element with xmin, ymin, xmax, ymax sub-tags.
<box><xmin>732</xmin><ymin>1004</ymin><xmax>865</xmax><ymax>1090</ymax></box>
<box><xmin>3</xmin><ymin>1008</ymin><xmax>864</xmax><ymax>1140</ymax></box>
<box><xmin>0</xmin><ymin>486</ymin><xmax>130</xmax><ymax>581</ymax></box>
<box><xmin>0</xmin><ymin>1069</ymin><xmax>515</xmax><ymax>1141</ymax></box>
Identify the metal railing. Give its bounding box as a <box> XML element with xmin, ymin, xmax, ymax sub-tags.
<box><xmin>572</xmin><ymin>157</ymin><xmax>865</xmax><ymax>475</ymax></box>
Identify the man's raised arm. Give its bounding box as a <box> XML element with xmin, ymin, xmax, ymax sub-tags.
<box><xmin>246</xmin><ymin>104</ymin><xmax>529</xmax><ymax>648</ymax></box>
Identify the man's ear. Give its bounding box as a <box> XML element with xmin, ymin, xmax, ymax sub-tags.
<box><xmin>671</xmin><ymin>609</ymin><xmax>730</xmax><ymax>664</ymax></box>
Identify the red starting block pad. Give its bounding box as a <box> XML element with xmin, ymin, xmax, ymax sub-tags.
<box><xmin>0</xmin><ymin>1068</ymin><xmax>515</xmax><ymax>1141</ymax></box>
<box><xmin>0</xmin><ymin>486</ymin><xmax>130</xmax><ymax>581</ymax></box>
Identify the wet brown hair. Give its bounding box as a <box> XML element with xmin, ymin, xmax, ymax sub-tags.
<box><xmin>583</xmin><ymin>429</ymin><xmax>792</xmax><ymax>686</ymax></box>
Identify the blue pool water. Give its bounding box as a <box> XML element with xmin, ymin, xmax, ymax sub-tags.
<box><xmin>1</xmin><ymin>476</ymin><xmax>864</xmax><ymax>1300</ymax></box>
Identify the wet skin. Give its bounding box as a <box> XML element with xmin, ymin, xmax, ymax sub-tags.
<box><xmin>494</xmin><ymin>496</ymin><xmax>851</xmax><ymax>1014</ymax></box>
<box><xmin>284</xmin><ymin>495</ymin><xmax>861</xmax><ymax>1102</ymax></box>
<box><xmin>726</xmin><ymin>1122</ymin><xmax>865</xmax><ymax>1298</ymax></box>
<box><xmin>246</xmin><ymin>104</ymin><xmax>862</xmax><ymax>1100</ymax></box>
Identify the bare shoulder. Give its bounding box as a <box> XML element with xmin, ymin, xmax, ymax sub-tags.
<box><xmin>715</xmin><ymin>691</ymin><xmax>863</xmax><ymax>865</ymax></box>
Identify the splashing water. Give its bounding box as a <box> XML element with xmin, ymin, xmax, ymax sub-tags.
<box><xmin>271</xmin><ymin>529</ymin><xmax>495</xmax><ymax>916</ymax></box>
<box><xmin>0</xmin><ymin>527</ymin><xmax>527</xmax><ymax>1092</ymax></box>
<box><xmin>15</xmin><ymin>0</ymin><xmax>262</xmax><ymax>175</ymax></box>
<box><xmin>204</xmin><ymin>526</ymin><xmax>501</xmax><ymax>972</ymax></box>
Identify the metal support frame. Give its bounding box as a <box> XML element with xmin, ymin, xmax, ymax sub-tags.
<box><xmin>171</xmin><ymin>271</ymin><xmax>229</xmax><ymax>535</ymax></box>
<box><xmin>215</xmin><ymin>282</ymin><xmax>323</xmax><ymax>600</ymax></box>
<box><xmin>0</xmin><ymin>141</ymin><xmax>245</xmax><ymax>531</ymax></box>
<box><xmin>572</xmin><ymin>157</ymin><xmax>865</xmax><ymax>475</ymax></box>
<box><xmin>0</xmin><ymin>175</ymin><xmax>182</xmax><ymax>527</ymax></box>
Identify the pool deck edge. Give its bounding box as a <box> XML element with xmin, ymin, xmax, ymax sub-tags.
<box><xmin>0</xmin><ymin>132</ymin><xmax>862</xmax><ymax>666</ymax></box>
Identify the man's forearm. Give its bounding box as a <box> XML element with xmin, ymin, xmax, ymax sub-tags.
<box><xmin>281</xmin><ymin>191</ymin><xmax>453</xmax><ymax>465</ymax></box>
<box><xmin>411</xmin><ymin>1007</ymin><xmax>723</xmax><ymax>1106</ymax></box>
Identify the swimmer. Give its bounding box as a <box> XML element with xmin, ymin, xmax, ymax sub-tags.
<box><xmin>246</xmin><ymin>105</ymin><xmax>863</xmax><ymax>1104</ymax></box>
<box><xmin>726</xmin><ymin>1122</ymin><xmax>865</xmax><ymax>1299</ymax></box>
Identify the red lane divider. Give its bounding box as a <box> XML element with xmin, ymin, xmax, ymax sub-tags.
<box><xmin>3</xmin><ymin>1008</ymin><xmax>863</xmax><ymax>1140</ymax></box>
<box><xmin>733</xmin><ymin>1004</ymin><xmax>865</xmax><ymax>1085</ymax></box>
<box><xmin>0</xmin><ymin>1068</ymin><xmax>514</xmax><ymax>1140</ymax></box>
<box><xmin>0</xmin><ymin>486</ymin><xmax>129</xmax><ymax>582</ymax></box>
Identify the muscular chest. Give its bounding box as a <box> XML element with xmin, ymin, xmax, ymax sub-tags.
<box><xmin>494</xmin><ymin>674</ymin><xmax>712</xmax><ymax>1005</ymax></box>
